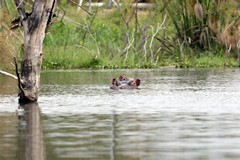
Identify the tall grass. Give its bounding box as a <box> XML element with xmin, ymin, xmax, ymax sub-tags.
<box><xmin>163</xmin><ymin>0</ymin><xmax>240</xmax><ymax>59</ymax></box>
<box><xmin>43</xmin><ymin>1</ymin><xmax>167</xmax><ymax>69</ymax></box>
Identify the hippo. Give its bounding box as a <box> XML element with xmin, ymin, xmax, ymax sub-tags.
<box><xmin>110</xmin><ymin>75</ymin><xmax>141</xmax><ymax>89</ymax></box>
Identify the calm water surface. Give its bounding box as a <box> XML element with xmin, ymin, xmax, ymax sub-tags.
<box><xmin>1</xmin><ymin>68</ymin><xmax>240</xmax><ymax>160</ymax></box>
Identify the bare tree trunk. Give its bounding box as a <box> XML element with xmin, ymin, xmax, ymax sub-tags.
<box><xmin>88</xmin><ymin>0</ymin><xmax>92</xmax><ymax>12</ymax></box>
<box><xmin>108</xmin><ymin>0</ymin><xmax>113</xmax><ymax>8</ymax></box>
<box><xmin>77</xmin><ymin>0</ymin><xmax>83</xmax><ymax>12</ymax></box>
<box><xmin>14</xmin><ymin>0</ymin><xmax>56</xmax><ymax>104</ymax></box>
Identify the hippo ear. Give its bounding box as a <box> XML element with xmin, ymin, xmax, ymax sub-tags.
<box><xmin>112</xmin><ymin>78</ymin><xmax>116</xmax><ymax>85</ymax></box>
<box><xmin>136</xmin><ymin>79</ymin><xmax>141</xmax><ymax>86</ymax></box>
<box><xmin>119</xmin><ymin>75</ymin><xmax>123</xmax><ymax>81</ymax></box>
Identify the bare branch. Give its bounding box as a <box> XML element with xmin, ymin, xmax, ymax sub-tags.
<box><xmin>143</xmin><ymin>32</ymin><xmax>149</xmax><ymax>61</ymax></box>
<box><xmin>14</xmin><ymin>57</ymin><xmax>26</xmax><ymax>100</ymax></box>
<box><xmin>149</xmin><ymin>24</ymin><xmax>159</xmax><ymax>61</ymax></box>
<box><xmin>68</xmin><ymin>0</ymin><xmax>93</xmax><ymax>16</ymax></box>
<box><xmin>149</xmin><ymin>14</ymin><xmax>167</xmax><ymax>61</ymax></box>
<box><xmin>0</xmin><ymin>70</ymin><xmax>18</xmax><ymax>80</ymax></box>
<box><xmin>123</xmin><ymin>33</ymin><xmax>135</xmax><ymax>63</ymax></box>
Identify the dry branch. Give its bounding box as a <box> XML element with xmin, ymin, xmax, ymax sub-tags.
<box><xmin>68</xmin><ymin>0</ymin><xmax>93</xmax><ymax>15</ymax></box>
<box><xmin>0</xmin><ymin>70</ymin><xmax>18</xmax><ymax>80</ymax></box>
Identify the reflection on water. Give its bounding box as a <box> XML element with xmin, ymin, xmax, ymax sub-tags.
<box><xmin>43</xmin><ymin>113</ymin><xmax>240</xmax><ymax>160</ymax></box>
<box><xmin>18</xmin><ymin>103</ymin><xmax>45</xmax><ymax>160</ymax></box>
<box><xmin>1</xmin><ymin>68</ymin><xmax>240</xmax><ymax>160</ymax></box>
<box><xmin>0</xmin><ymin>112</ymin><xmax>18</xmax><ymax>160</ymax></box>
<box><xmin>0</xmin><ymin>102</ymin><xmax>44</xmax><ymax>160</ymax></box>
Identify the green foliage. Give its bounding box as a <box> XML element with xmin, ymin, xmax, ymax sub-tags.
<box><xmin>1</xmin><ymin>0</ymin><xmax>240</xmax><ymax>70</ymax></box>
<box><xmin>177</xmin><ymin>55</ymin><xmax>238</xmax><ymax>68</ymax></box>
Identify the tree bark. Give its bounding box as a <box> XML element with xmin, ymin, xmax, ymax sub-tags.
<box><xmin>14</xmin><ymin>0</ymin><xmax>56</xmax><ymax>104</ymax></box>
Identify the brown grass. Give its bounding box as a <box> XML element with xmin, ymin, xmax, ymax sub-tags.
<box><xmin>218</xmin><ymin>21</ymin><xmax>240</xmax><ymax>50</ymax></box>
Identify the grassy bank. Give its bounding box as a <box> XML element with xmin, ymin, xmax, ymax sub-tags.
<box><xmin>42</xmin><ymin>48</ymin><xmax>239</xmax><ymax>69</ymax></box>
<box><xmin>1</xmin><ymin>0</ymin><xmax>240</xmax><ymax>70</ymax></box>
<box><xmin>42</xmin><ymin>0</ymin><xmax>240</xmax><ymax>69</ymax></box>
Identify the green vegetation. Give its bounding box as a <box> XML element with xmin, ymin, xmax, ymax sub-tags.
<box><xmin>1</xmin><ymin>0</ymin><xmax>240</xmax><ymax>70</ymax></box>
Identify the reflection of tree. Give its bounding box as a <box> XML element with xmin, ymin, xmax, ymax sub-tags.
<box><xmin>18</xmin><ymin>103</ymin><xmax>45</xmax><ymax>160</ymax></box>
<box><xmin>110</xmin><ymin>110</ymin><xmax>116</xmax><ymax>160</ymax></box>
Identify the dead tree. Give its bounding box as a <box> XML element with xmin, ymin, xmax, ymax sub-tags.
<box><xmin>14</xmin><ymin>0</ymin><xmax>56</xmax><ymax>104</ymax></box>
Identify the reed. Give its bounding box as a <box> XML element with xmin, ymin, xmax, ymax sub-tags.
<box><xmin>164</xmin><ymin>0</ymin><xmax>240</xmax><ymax>55</ymax></box>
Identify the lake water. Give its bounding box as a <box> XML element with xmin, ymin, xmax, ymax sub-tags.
<box><xmin>1</xmin><ymin>68</ymin><xmax>240</xmax><ymax>160</ymax></box>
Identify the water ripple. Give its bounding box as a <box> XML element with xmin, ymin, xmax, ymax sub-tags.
<box><xmin>2</xmin><ymin>68</ymin><xmax>240</xmax><ymax>160</ymax></box>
